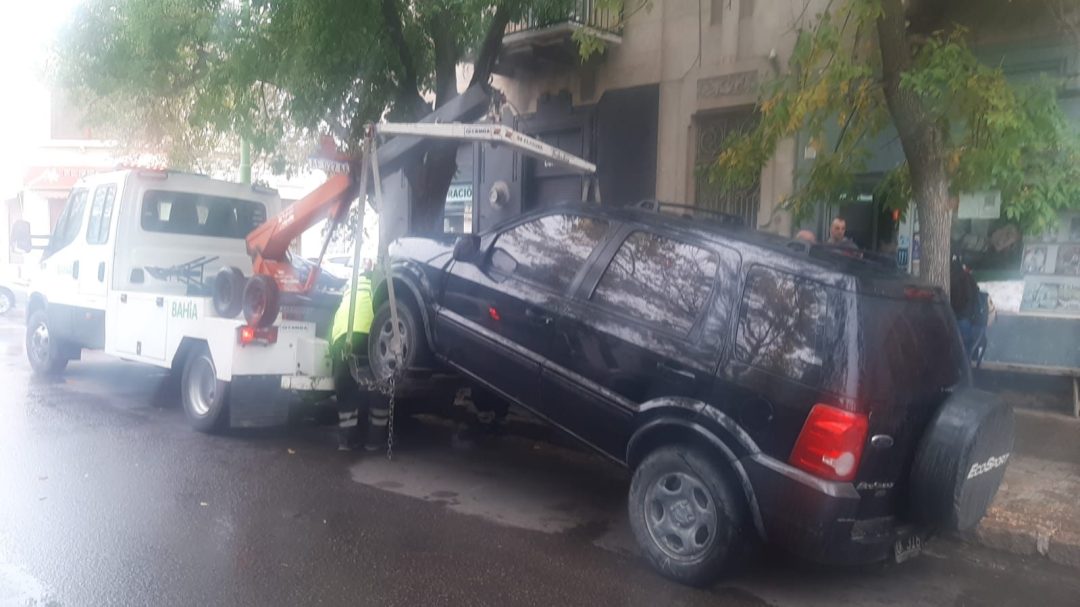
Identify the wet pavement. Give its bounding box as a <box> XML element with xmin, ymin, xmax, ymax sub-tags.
<box><xmin>2</xmin><ymin>314</ymin><xmax>1079</xmax><ymax>606</ymax></box>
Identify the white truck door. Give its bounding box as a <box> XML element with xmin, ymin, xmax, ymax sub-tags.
<box><xmin>36</xmin><ymin>187</ymin><xmax>94</xmax><ymax>345</ymax></box>
<box><xmin>78</xmin><ymin>182</ymin><xmax>118</xmax><ymax>307</ymax></box>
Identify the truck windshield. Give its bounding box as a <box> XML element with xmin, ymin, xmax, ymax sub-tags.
<box><xmin>140</xmin><ymin>190</ymin><xmax>267</xmax><ymax>238</ymax></box>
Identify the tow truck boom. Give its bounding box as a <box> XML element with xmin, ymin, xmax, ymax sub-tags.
<box><xmin>245</xmin><ymin>121</ymin><xmax>596</xmax><ymax>291</ymax></box>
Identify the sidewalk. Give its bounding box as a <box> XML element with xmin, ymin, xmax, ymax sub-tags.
<box><xmin>965</xmin><ymin>409</ymin><xmax>1080</xmax><ymax>569</ymax></box>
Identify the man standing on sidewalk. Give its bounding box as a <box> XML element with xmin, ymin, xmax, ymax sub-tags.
<box><xmin>828</xmin><ymin>217</ymin><xmax>857</xmax><ymax>248</ymax></box>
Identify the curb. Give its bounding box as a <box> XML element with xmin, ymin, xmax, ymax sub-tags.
<box><xmin>965</xmin><ymin>518</ymin><xmax>1080</xmax><ymax>570</ymax></box>
<box><xmin>960</xmin><ymin>451</ymin><xmax>1080</xmax><ymax>571</ymax></box>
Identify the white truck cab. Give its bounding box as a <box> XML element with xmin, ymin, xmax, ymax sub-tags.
<box><xmin>24</xmin><ymin>169</ymin><xmax>335</xmax><ymax>431</ymax></box>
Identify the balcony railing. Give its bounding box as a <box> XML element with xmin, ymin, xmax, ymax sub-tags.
<box><xmin>504</xmin><ymin>0</ymin><xmax>623</xmax><ymax>38</ymax></box>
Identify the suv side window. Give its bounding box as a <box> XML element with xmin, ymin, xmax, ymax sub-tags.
<box><xmin>45</xmin><ymin>188</ymin><xmax>89</xmax><ymax>257</ymax></box>
<box><xmin>86</xmin><ymin>184</ymin><xmax>117</xmax><ymax>245</ymax></box>
<box><xmin>492</xmin><ymin>214</ymin><xmax>610</xmax><ymax>293</ymax></box>
<box><xmin>735</xmin><ymin>266</ymin><xmax>828</xmax><ymax>385</ymax></box>
<box><xmin>591</xmin><ymin>231</ymin><xmax>719</xmax><ymax>335</ymax></box>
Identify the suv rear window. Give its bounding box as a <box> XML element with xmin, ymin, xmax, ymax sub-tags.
<box><xmin>140</xmin><ymin>190</ymin><xmax>267</xmax><ymax>238</ymax></box>
<box><xmin>592</xmin><ymin>231</ymin><xmax>719</xmax><ymax>334</ymax></box>
<box><xmin>858</xmin><ymin>296</ymin><xmax>968</xmax><ymax>404</ymax></box>
<box><xmin>735</xmin><ymin>267</ymin><xmax>831</xmax><ymax>386</ymax></box>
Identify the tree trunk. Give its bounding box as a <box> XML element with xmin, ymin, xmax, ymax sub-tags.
<box><xmin>405</xmin><ymin>142</ymin><xmax>460</xmax><ymax>235</ymax></box>
<box><xmin>876</xmin><ymin>0</ymin><xmax>952</xmax><ymax>294</ymax></box>
<box><xmin>912</xmin><ymin>159</ymin><xmax>953</xmax><ymax>292</ymax></box>
<box><xmin>403</xmin><ymin>3</ymin><xmax>513</xmax><ymax>236</ymax></box>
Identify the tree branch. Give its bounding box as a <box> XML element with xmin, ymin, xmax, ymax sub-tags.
<box><xmin>379</xmin><ymin>0</ymin><xmax>428</xmax><ymax>119</ymax></box>
<box><xmin>470</xmin><ymin>3</ymin><xmax>512</xmax><ymax>87</ymax></box>
<box><xmin>430</xmin><ymin>10</ymin><xmax>460</xmax><ymax>108</ymax></box>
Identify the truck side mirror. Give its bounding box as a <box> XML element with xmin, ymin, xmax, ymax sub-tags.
<box><xmin>9</xmin><ymin>220</ymin><xmax>31</xmax><ymax>254</ymax></box>
<box><xmin>452</xmin><ymin>234</ymin><xmax>482</xmax><ymax>263</ymax></box>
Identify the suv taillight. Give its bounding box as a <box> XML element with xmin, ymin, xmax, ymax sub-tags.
<box><xmin>789</xmin><ymin>404</ymin><xmax>868</xmax><ymax>482</ymax></box>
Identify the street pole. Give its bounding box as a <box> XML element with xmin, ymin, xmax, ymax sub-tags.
<box><xmin>240</xmin><ymin>138</ymin><xmax>252</xmax><ymax>184</ymax></box>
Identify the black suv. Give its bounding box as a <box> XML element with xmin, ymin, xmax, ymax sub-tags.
<box><xmin>364</xmin><ymin>202</ymin><xmax>1013</xmax><ymax>586</ymax></box>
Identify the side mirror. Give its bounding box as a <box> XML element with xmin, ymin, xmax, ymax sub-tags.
<box><xmin>452</xmin><ymin>234</ymin><xmax>482</xmax><ymax>263</ymax></box>
<box><xmin>9</xmin><ymin>220</ymin><xmax>31</xmax><ymax>254</ymax></box>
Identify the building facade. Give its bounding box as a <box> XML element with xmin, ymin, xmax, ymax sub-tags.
<box><xmin>486</xmin><ymin>0</ymin><xmax>830</xmax><ymax>236</ymax></box>
<box><xmin>484</xmin><ymin>0</ymin><xmax>1080</xmax><ymax>268</ymax></box>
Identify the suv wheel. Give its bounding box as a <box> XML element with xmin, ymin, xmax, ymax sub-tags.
<box><xmin>181</xmin><ymin>344</ymin><xmax>229</xmax><ymax>433</ymax></box>
<box><xmin>26</xmin><ymin>310</ymin><xmax>68</xmax><ymax>376</ymax></box>
<box><xmin>367</xmin><ymin>299</ymin><xmax>428</xmax><ymax>384</ymax></box>
<box><xmin>629</xmin><ymin>446</ymin><xmax>745</xmax><ymax>586</ymax></box>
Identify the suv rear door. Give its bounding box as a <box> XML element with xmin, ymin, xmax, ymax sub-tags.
<box><xmin>542</xmin><ymin>226</ymin><xmax>738</xmax><ymax>458</ymax></box>
<box><xmin>436</xmin><ymin>212</ymin><xmax>613</xmax><ymax>409</ymax></box>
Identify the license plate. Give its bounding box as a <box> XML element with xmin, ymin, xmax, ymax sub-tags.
<box><xmin>894</xmin><ymin>534</ymin><xmax>923</xmax><ymax>563</ymax></box>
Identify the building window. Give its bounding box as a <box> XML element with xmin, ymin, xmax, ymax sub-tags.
<box><xmin>711</xmin><ymin>0</ymin><xmax>753</xmax><ymax>24</ymax></box>
<box><xmin>694</xmin><ymin>109</ymin><xmax>761</xmax><ymax>228</ymax></box>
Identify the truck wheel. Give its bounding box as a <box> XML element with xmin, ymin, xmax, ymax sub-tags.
<box><xmin>243</xmin><ymin>275</ymin><xmax>280</xmax><ymax>328</ymax></box>
<box><xmin>367</xmin><ymin>299</ymin><xmax>428</xmax><ymax>384</ymax></box>
<box><xmin>181</xmin><ymin>344</ymin><xmax>229</xmax><ymax>433</ymax></box>
<box><xmin>0</xmin><ymin>288</ymin><xmax>15</xmax><ymax>316</ymax></box>
<box><xmin>629</xmin><ymin>446</ymin><xmax>745</xmax><ymax>587</ymax></box>
<box><xmin>26</xmin><ymin>310</ymin><xmax>68</xmax><ymax>376</ymax></box>
<box><xmin>212</xmin><ymin>267</ymin><xmax>245</xmax><ymax>318</ymax></box>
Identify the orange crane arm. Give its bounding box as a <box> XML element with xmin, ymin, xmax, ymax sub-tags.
<box><xmin>245</xmin><ymin>172</ymin><xmax>356</xmax><ymax>294</ymax></box>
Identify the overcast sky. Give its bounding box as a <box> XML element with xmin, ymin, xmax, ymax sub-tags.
<box><xmin>0</xmin><ymin>0</ymin><xmax>83</xmax><ymax>197</ymax></box>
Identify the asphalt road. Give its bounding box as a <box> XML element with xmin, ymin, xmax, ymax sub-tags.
<box><xmin>1</xmin><ymin>313</ymin><xmax>1078</xmax><ymax>607</ymax></box>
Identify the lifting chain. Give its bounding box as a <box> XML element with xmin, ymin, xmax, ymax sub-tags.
<box><xmin>343</xmin><ymin>126</ymin><xmax>402</xmax><ymax>460</ymax></box>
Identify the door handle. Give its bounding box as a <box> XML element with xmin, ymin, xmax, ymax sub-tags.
<box><xmin>525</xmin><ymin>307</ymin><xmax>553</xmax><ymax>325</ymax></box>
<box><xmin>156</xmin><ymin>297</ymin><xmax>165</xmax><ymax>307</ymax></box>
<box><xmin>657</xmin><ymin>361</ymin><xmax>697</xmax><ymax>381</ymax></box>
<box><xmin>72</xmin><ymin>261</ymin><xmax>79</xmax><ymax>279</ymax></box>
<box><xmin>98</xmin><ymin>262</ymin><xmax>105</xmax><ymax>282</ymax></box>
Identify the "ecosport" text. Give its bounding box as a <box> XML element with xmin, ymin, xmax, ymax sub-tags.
<box><xmin>967</xmin><ymin>453</ymin><xmax>1010</xmax><ymax>480</ymax></box>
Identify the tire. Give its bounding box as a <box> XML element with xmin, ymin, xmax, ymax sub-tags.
<box><xmin>628</xmin><ymin>446</ymin><xmax>745</xmax><ymax>587</ymax></box>
<box><xmin>908</xmin><ymin>389</ymin><xmax>1014</xmax><ymax>532</ymax></box>
<box><xmin>212</xmin><ymin>267</ymin><xmax>246</xmax><ymax>318</ymax></box>
<box><xmin>181</xmin><ymin>343</ymin><xmax>229</xmax><ymax>433</ymax></box>
<box><xmin>242</xmin><ymin>274</ymin><xmax>280</xmax><ymax>328</ymax></box>
<box><xmin>0</xmin><ymin>288</ymin><xmax>15</xmax><ymax>316</ymax></box>
<box><xmin>25</xmin><ymin>310</ymin><xmax>68</xmax><ymax>376</ymax></box>
<box><xmin>367</xmin><ymin>298</ymin><xmax>429</xmax><ymax>385</ymax></box>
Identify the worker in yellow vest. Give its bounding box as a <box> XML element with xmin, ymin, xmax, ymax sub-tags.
<box><xmin>329</xmin><ymin>274</ymin><xmax>389</xmax><ymax>451</ymax></box>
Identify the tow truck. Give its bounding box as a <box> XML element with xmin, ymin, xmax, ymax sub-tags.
<box><xmin>17</xmin><ymin>86</ymin><xmax>598</xmax><ymax>432</ymax></box>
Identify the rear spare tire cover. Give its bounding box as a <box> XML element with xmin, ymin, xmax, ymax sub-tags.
<box><xmin>908</xmin><ymin>389</ymin><xmax>1014</xmax><ymax>532</ymax></box>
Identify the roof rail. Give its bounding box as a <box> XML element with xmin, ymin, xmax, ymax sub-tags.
<box><xmin>629</xmin><ymin>199</ymin><xmax>746</xmax><ymax>228</ymax></box>
<box><xmin>804</xmin><ymin>243</ymin><xmax>900</xmax><ymax>272</ymax></box>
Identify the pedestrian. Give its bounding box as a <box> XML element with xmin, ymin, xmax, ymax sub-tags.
<box><xmin>950</xmin><ymin>257</ymin><xmax>982</xmax><ymax>355</ymax></box>
<box><xmin>828</xmin><ymin>217</ymin><xmax>857</xmax><ymax>248</ymax></box>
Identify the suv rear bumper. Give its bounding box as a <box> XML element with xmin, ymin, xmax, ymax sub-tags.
<box><xmin>742</xmin><ymin>454</ymin><xmax>926</xmax><ymax>566</ymax></box>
